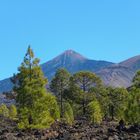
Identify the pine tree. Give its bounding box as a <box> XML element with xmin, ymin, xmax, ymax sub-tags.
<box><xmin>63</xmin><ymin>77</ymin><xmax>83</xmax><ymax>104</ymax></box>
<box><xmin>124</xmin><ymin>88</ymin><xmax>140</xmax><ymax>124</ymax></box>
<box><xmin>12</xmin><ymin>46</ymin><xmax>60</xmax><ymax>129</ymax></box>
<box><xmin>106</xmin><ymin>87</ymin><xmax>128</xmax><ymax>120</ymax></box>
<box><xmin>50</xmin><ymin>68</ymin><xmax>70</xmax><ymax>118</ymax></box>
<box><xmin>63</xmin><ymin>77</ymin><xmax>84</xmax><ymax>117</ymax></box>
<box><xmin>72</xmin><ymin>71</ymin><xmax>102</xmax><ymax>115</ymax></box>
<box><xmin>133</xmin><ymin>70</ymin><xmax>140</xmax><ymax>88</ymax></box>
<box><xmin>123</xmin><ymin>71</ymin><xmax>140</xmax><ymax>124</ymax></box>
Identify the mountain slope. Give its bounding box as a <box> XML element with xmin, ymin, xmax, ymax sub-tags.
<box><xmin>0</xmin><ymin>78</ymin><xmax>14</xmax><ymax>93</ymax></box>
<box><xmin>41</xmin><ymin>50</ymin><xmax>114</xmax><ymax>80</ymax></box>
<box><xmin>97</xmin><ymin>65</ymin><xmax>135</xmax><ymax>87</ymax></box>
<box><xmin>1</xmin><ymin>50</ymin><xmax>140</xmax><ymax>93</ymax></box>
<box><xmin>97</xmin><ymin>55</ymin><xmax>140</xmax><ymax>87</ymax></box>
<box><xmin>119</xmin><ymin>55</ymin><xmax>140</xmax><ymax>71</ymax></box>
<box><xmin>0</xmin><ymin>50</ymin><xmax>114</xmax><ymax>93</ymax></box>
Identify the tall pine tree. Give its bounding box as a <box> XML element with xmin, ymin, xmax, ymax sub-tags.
<box><xmin>50</xmin><ymin>68</ymin><xmax>70</xmax><ymax>118</ymax></box>
<box><xmin>12</xmin><ymin>46</ymin><xmax>60</xmax><ymax>129</ymax></box>
<box><xmin>72</xmin><ymin>71</ymin><xmax>102</xmax><ymax>115</ymax></box>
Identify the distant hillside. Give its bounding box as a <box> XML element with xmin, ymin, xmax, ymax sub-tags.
<box><xmin>0</xmin><ymin>50</ymin><xmax>140</xmax><ymax>93</ymax></box>
<box><xmin>97</xmin><ymin>65</ymin><xmax>135</xmax><ymax>87</ymax></box>
<box><xmin>119</xmin><ymin>55</ymin><xmax>140</xmax><ymax>71</ymax></box>
<box><xmin>0</xmin><ymin>50</ymin><xmax>113</xmax><ymax>93</ymax></box>
<box><xmin>0</xmin><ymin>78</ymin><xmax>14</xmax><ymax>93</ymax></box>
<box><xmin>97</xmin><ymin>55</ymin><xmax>140</xmax><ymax>87</ymax></box>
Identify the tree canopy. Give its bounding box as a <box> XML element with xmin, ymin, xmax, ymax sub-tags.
<box><xmin>11</xmin><ymin>46</ymin><xmax>60</xmax><ymax>129</ymax></box>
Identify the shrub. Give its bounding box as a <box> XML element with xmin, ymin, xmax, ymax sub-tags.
<box><xmin>0</xmin><ymin>104</ymin><xmax>9</xmax><ymax>117</ymax></box>
<box><xmin>87</xmin><ymin>100</ymin><xmax>103</xmax><ymax>124</ymax></box>
<box><xmin>63</xmin><ymin>102</ymin><xmax>74</xmax><ymax>125</ymax></box>
<box><xmin>9</xmin><ymin>104</ymin><xmax>17</xmax><ymax>120</ymax></box>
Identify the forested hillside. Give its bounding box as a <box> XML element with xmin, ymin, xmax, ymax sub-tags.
<box><xmin>0</xmin><ymin>47</ymin><xmax>140</xmax><ymax>139</ymax></box>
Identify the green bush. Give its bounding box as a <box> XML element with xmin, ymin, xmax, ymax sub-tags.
<box><xmin>87</xmin><ymin>100</ymin><xmax>103</xmax><ymax>124</ymax></box>
<box><xmin>9</xmin><ymin>104</ymin><xmax>17</xmax><ymax>120</ymax></box>
<box><xmin>63</xmin><ymin>102</ymin><xmax>74</xmax><ymax>125</ymax></box>
<box><xmin>0</xmin><ymin>104</ymin><xmax>9</xmax><ymax>117</ymax></box>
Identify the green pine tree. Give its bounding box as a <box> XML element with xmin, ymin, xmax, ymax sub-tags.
<box><xmin>50</xmin><ymin>68</ymin><xmax>70</xmax><ymax>118</ymax></box>
<box><xmin>124</xmin><ymin>88</ymin><xmax>140</xmax><ymax>124</ymax></box>
<box><xmin>12</xmin><ymin>46</ymin><xmax>60</xmax><ymax>129</ymax></box>
<box><xmin>106</xmin><ymin>87</ymin><xmax>128</xmax><ymax>120</ymax></box>
<box><xmin>72</xmin><ymin>71</ymin><xmax>102</xmax><ymax>115</ymax></box>
<box><xmin>133</xmin><ymin>70</ymin><xmax>140</xmax><ymax>88</ymax></box>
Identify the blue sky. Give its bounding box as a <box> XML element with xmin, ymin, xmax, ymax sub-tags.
<box><xmin>0</xmin><ymin>0</ymin><xmax>140</xmax><ymax>80</ymax></box>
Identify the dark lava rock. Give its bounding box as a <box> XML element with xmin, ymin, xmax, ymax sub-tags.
<box><xmin>16</xmin><ymin>131</ymin><xmax>25</xmax><ymax>137</ymax></box>
<box><xmin>0</xmin><ymin>116</ymin><xmax>140</xmax><ymax>140</ymax></box>
<box><xmin>116</xmin><ymin>119</ymin><xmax>126</xmax><ymax>132</ymax></box>
<box><xmin>108</xmin><ymin>128</ymin><xmax>117</xmax><ymax>133</ymax></box>
<box><xmin>127</xmin><ymin>125</ymin><xmax>140</xmax><ymax>133</ymax></box>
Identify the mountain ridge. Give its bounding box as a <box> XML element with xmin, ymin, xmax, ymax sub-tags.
<box><xmin>0</xmin><ymin>50</ymin><xmax>140</xmax><ymax>93</ymax></box>
<box><xmin>41</xmin><ymin>50</ymin><xmax>114</xmax><ymax>80</ymax></box>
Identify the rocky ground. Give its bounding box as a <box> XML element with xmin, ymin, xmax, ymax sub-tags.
<box><xmin>0</xmin><ymin>117</ymin><xmax>140</xmax><ymax>140</ymax></box>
